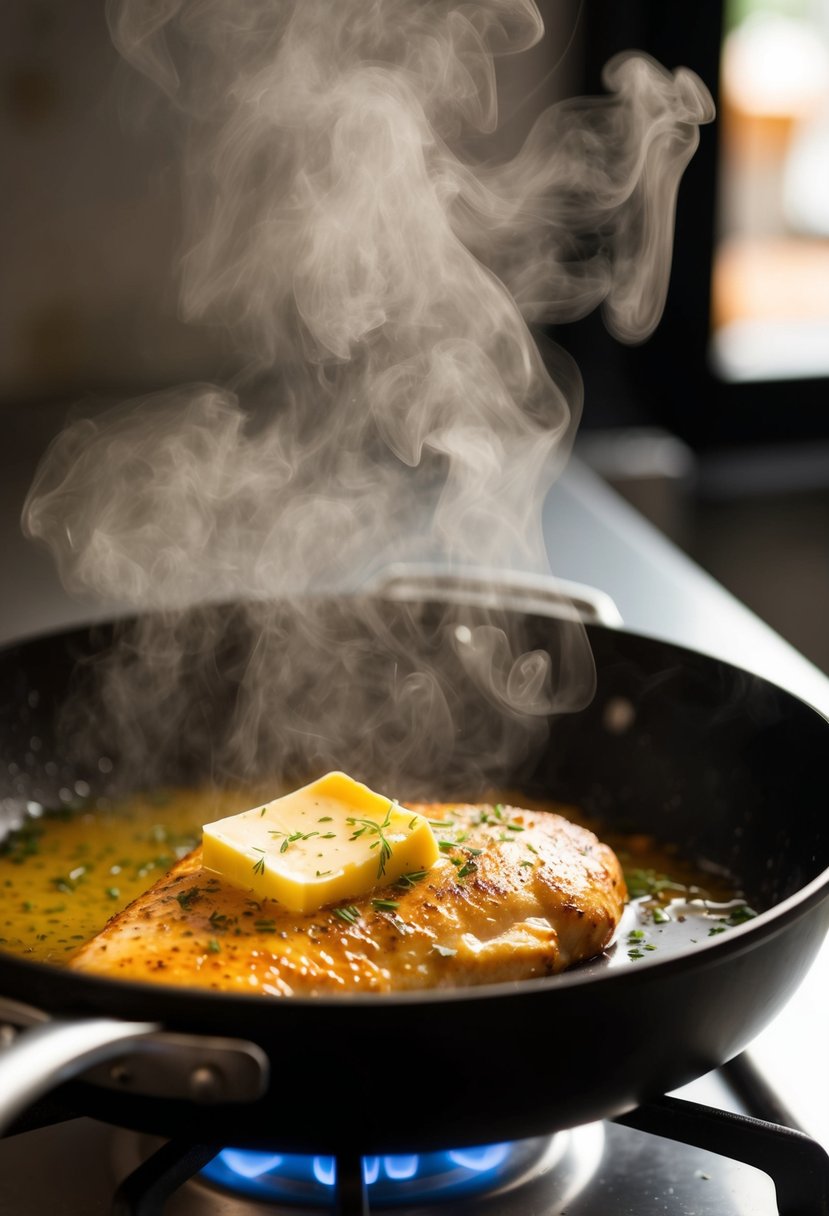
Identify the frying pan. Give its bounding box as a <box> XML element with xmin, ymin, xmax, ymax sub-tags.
<box><xmin>0</xmin><ymin>576</ymin><xmax>828</xmax><ymax>1155</ymax></box>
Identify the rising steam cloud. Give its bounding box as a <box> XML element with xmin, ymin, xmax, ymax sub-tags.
<box><xmin>22</xmin><ymin>1</ymin><xmax>713</xmax><ymax>792</ymax></box>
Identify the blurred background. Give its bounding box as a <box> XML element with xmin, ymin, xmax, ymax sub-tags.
<box><xmin>1</xmin><ymin>0</ymin><xmax>828</xmax><ymax>671</ymax></box>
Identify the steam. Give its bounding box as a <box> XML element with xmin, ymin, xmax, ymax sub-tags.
<box><xmin>22</xmin><ymin>1</ymin><xmax>713</xmax><ymax>794</ymax></box>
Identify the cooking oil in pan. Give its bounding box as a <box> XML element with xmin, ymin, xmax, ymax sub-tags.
<box><xmin>0</xmin><ymin>787</ymin><xmax>754</xmax><ymax>970</ymax></box>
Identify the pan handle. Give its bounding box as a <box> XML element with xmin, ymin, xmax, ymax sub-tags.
<box><xmin>0</xmin><ymin>998</ymin><xmax>270</xmax><ymax>1136</ymax></box>
<box><xmin>0</xmin><ymin>1012</ymin><xmax>158</xmax><ymax>1136</ymax></box>
<box><xmin>365</xmin><ymin>564</ymin><xmax>624</xmax><ymax>628</ymax></box>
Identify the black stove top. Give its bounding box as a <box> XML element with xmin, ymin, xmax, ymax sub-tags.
<box><xmin>2</xmin><ymin>1056</ymin><xmax>827</xmax><ymax>1215</ymax></box>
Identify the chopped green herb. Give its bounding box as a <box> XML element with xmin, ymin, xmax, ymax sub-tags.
<box><xmin>318</xmin><ymin>816</ymin><xmax>333</xmax><ymax>822</ymax></box>
<box><xmin>726</xmin><ymin>904</ymin><xmax>758</xmax><ymax>926</ymax></box>
<box><xmin>346</xmin><ymin>803</ymin><xmax>395</xmax><ymax>878</ymax></box>
<box><xmin>252</xmin><ymin>852</ymin><xmax>266</xmax><ymax>876</ymax></box>
<box><xmin>333</xmin><ymin>905</ymin><xmax>360</xmax><ymax>925</ymax></box>
<box><xmin>395</xmin><ymin>869</ymin><xmax>428</xmax><ymax>889</ymax></box>
<box><xmin>106</xmin><ymin>886</ymin><xmax>120</xmax><ymax>900</ymax></box>
<box><xmin>316</xmin><ymin>869</ymin><xmax>333</xmax><ymax>878</ymax></box>
<box><xmin>519</xmin><ymin>860</ymin><xmax>534</xmax><ymax>869</ymax></box>
<box><xmin>371</xmin><ymin>898</ymin><xmax>399</xmax><ymax>911</ymax></box>
<box><xmin>625</xmin><ymin>868</ymin><xmax>683</xmax><ymax>899</ymax></box>
<box><xmin>506</xmin><ymin>822</ymin><xmax>525</xmax><ymax>832</ymax></box>
<box><xmin>208</xmin><ymin>938</ymin><xmax>221</xmax><ymax>953</ymax></box>
<box><xmin>175</xmin><ymin>887</ymin><xmax>203</xmax><ymax>911</ymax></box>
<box><xmin>457</xmin><ymin>860</ymin><xmax>478</xmax><ymax>879</ymax></box>
<box><xmin>627</xmin><ymin>929</ymin><xmax>645</xmax><ymax>941</ymax></box>
<box><xmin>708</xmin><ymin>924</ymin><xmax>727</xmax><ymax>936</ymax></box>
<box><xmin>270</xmin><ymin>829</ymin><xmax>319</xmax><ymax>849</ymax></box>
<box><xmin>651</xmin><ymin>906</ymin><xmax>671</xmax><ymax>924</ymax></box>
<box><xmin>628</xmin><ymin>948</ymin><xmax>645</xmax><ymax>959</ymax></box>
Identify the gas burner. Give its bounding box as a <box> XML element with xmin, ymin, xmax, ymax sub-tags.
<box><xmin>111</xmin><ymin>1125</ymin><xmax>605</xmax><ymax>1213</ymax></box>
<box><xmin>201</xmin><ymin>1139</ymin><xmax>545</xmax><ymax>1206</ymax></box>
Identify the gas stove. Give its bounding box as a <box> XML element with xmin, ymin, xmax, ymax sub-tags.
<box><xmin>1</xmin><ymin>1058</ymin><xmax>826</xmax><ymax>1214</ymax></box>
<box><xmin>0</xmin><ymin>452</ymin><xmax>827</xmax><ymax>1215</ymax></box>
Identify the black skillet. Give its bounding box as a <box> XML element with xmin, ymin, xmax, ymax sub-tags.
<box><xmin>0</xmin><ymin>582</ymin><xmax>827</xmax><ymax>1154</ymax></box>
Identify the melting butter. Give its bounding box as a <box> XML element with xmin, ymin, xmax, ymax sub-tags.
<box><xmin>202</xmin><ymin>771</ymin><xmax>439</xmax><ymax>912</ymax></box>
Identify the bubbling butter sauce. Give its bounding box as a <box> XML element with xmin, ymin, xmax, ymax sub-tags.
<box><xmin>0</xmin><ymin>788</ymin><xmax>756</xmax><ymax>969</ymax></box>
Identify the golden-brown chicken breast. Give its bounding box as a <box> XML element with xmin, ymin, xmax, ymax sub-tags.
<box><xmin>69</xmin><ymin>803</ymin><xmax>626</xmax><ymax>994</ymax></box>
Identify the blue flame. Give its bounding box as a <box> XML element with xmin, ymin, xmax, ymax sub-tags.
<box><xmin>202</xmin><ymin>1141</ymin><xmax>519</xmax><ymax>1205</ymax></box>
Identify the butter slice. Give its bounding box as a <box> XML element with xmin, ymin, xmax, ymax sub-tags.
<box><xmin>202</xmin><ymin>772</ymin><xmax>439</xmax><ymax>913</ymax></box>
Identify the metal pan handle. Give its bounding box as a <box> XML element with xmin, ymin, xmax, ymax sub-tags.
<box><xmin>0</xmin><ymin>1009</ymin><xmax>159</xmax><ymax>1135</ymax></box>
<box><xmin>365</xmin><ymin>564</ymin><xmax>623</xmax><ymax>628</ymax></box>
<box><xmin>0</xmin><ymin>997</ymin><xmax>269</xmax><ymax>1136</ymax></box>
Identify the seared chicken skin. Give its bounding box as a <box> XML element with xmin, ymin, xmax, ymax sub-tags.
<box><xmin>69</xmin><ymin>803</ymin><xmax>626</xmax><ymax>994</ymax></box>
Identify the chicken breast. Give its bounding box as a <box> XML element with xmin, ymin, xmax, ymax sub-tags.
<box><xmin>69</xmin><ymin>803</ymin><xmax>626</xmax><ymax>994</ymax></box>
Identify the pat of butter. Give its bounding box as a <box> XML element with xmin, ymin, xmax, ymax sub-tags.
<box><xmin>202</xmin><ymin>771</ymin><xmax>439</xmax><ymax>913</ymax></box>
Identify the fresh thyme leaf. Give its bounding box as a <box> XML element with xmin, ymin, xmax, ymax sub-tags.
<box><xmin>371</xmin><ymin>898</ymin><xmax>399</xmax><ymax>911</ymax></box>
<box><xmin>395</xmin><ymin>870</ymin><xmax>428</xmax><ymax>889</ymax></box>
<box><xmin>333</xmin><ymin>905</ymin><xmax>360</xmax><ymax>925</ymax></box>
<box><xmin>346</xmin><ymin>803</ymin><xmax>395</xmax><ymax>878</ymax></box>
<box><xmin>506</xmin><ymin>822</ymin><xmax>525</xmax><ymax>832</ymax></box>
